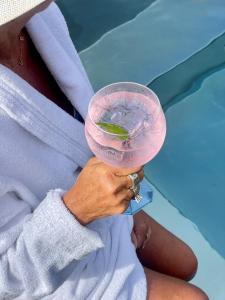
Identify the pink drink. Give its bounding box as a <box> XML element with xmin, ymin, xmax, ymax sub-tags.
<box><xmin>85</xmin><ymin>83</ymin><xmax>166</xmax><ymax>168</ymax></box>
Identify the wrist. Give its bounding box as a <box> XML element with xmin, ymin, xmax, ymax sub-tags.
<box><xmin>62</xmin><ymin>191</ymin><xmax>90</xmax><ymax>226</ymax></box>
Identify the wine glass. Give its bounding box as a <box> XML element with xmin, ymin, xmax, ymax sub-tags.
<box><xmin>85</xmin><ymin>82</ymin><xmax>166</xmax><ymax>214</ymax></box>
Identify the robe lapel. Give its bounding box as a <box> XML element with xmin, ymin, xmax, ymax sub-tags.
<box><xmin>0</xmin><ymin>63</ymin><xmax>92</xmax><ymax>168</ymax></box>
<box><xmin>26</xmin><ymin>6</ymin><xmax>94</xmax><ymax>120</ymax></box>
<box><xmin>0</xmin><ymin>4</ymin><xmax>98</xmax><ymax>167</ymax></box>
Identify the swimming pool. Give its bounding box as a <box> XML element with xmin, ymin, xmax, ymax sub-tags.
<box><xmin>58</xmin><ymin>1</ymin><xmax>225</xmax><ymax>298</ymax></box>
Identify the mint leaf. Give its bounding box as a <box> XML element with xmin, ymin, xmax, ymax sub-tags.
<box><xmin>96</xmin><ymin>122</ymin><xmax>129</xmax><ymax>141</ymax></box>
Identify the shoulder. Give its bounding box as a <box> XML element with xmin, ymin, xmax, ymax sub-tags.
<box><xmin>33</xmin><ymin>2</ymin><xmax>92</xmax><ymax>89</ymax></box>
<box><xmin>38</xmin><ymin>2</ymin><xmax>70</xmax><ymax>37</ymax></box>
<box><xmin>34</xmin><ymin>3</ymin><xmax>82</xmax><ymax>61</ymax></box>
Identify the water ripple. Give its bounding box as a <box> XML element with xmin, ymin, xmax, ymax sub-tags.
<box><xmin>57</xmin><ymin>0</ymin><xmax>156</xmax><ymax>51</ymax></box>
<box><xmin>80</xmin><ymin>0</ymin><xmax>225</xmax><ymax>91</ymax></box>
<box><xmin>145</xmin><ymin>66</ymin><xmax>225</xmax><ymax>258</ymax></box>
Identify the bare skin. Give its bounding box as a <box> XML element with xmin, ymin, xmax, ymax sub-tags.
<box><xmin>0</xmin><ymin>0</ymin><xmax>74</xmax><ymax>116</ymax></box>
<box><xmin>0</xmin><ymin>2</ymin><xmax>209</xmax><ymax>299</ymax></box>
<box><xmin>133</xmin><ymin>210</ymin><xmax>198</xmax><ymax>281</ymax></box>
<box><xmin>63</xmin><ymin>157</ymin><xmax>144</xmax><ymax>224</ymax></box>
<box><xmin>144</xmin><ymin>268</ymin><xmax>209</xmax><ymax>300</ymax></box>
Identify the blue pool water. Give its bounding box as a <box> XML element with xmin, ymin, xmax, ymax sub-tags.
<box><xmin>58</xmin><ymin>1</ymin><xmax>225</xmax><ymax>298</ymax></box>
<box><xmin>146</xmin><ymin>63</ymin><xmax>225</xmax><ymax>257</ymax></box>
<box><xmin>57</xmin><ymin>0</ymin><xmax>155</xmax><ymax>51</ymax></box>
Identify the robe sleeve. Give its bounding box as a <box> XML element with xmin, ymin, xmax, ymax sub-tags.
<box><xmin>0</xmin><ymin>176</ymin><xmax>104</xmax><ymax>299</ymax></box>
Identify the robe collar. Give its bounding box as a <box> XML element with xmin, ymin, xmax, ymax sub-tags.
<box><xmin>0</xmin><ymin>6</ymin><xmax>94</xmax><ymax>167</ymax></box>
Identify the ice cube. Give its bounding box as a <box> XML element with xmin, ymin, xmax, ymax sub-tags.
<box><xmin>130</xmin><ymin>120</ymin><xmax>144</xmax><ymax>136</ymax></box>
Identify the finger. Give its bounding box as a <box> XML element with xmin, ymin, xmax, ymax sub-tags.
<box><xmin>116</xmin><ymin>188</ymin><xmax>134</xmax><ymax>202</ymax></box>
<box><xmin>112</xmin><ymin>165</ymin><xmax>144</xmax><ymax>177</ymax></box>
<box><xmin>115</xmin><ymin>199</ymin><xmax>131</xmax><ymax>214</ymax></box>
<box><xmin>114</xmin><ymin>169</ymin><xmax>144</xmax><ymax>189</ymax></box>
<box><xmin>87</xmin><ymin>156</ymin><xmax>103</xmax><ymax>166</ymax></box>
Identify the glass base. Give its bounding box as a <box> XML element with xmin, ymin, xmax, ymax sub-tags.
<box><xmin>123</xmin><ymin>178</ymin><xmax>153</xmax><ymax>215</ymax></box>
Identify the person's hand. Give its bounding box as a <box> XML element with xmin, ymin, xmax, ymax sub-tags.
<box><xmin>131</xmin><ymin>210</ymin><xmax>151</xmax><ymax>249</ymax></box>
<box><xmin>63</xmin><ymin>157</ymin><xmax>144</xmax><ymax>225</ymax></box>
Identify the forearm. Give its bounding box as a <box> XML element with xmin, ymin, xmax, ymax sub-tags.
<box><xmin>0</xmin><ymin>188</ymin><xmax>104</xmax><ymax>299</ymax></box>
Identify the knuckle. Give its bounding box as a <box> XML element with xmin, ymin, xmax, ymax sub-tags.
<box><xmin>99</xmin><ymin>166</ymin><xmax>110</xmax><ymax>177</ymax></box>
<box><xmin>115</xmin><ymin>193</ymin><xmax>123</xmax><ymax>204</ymax></box>
<box><xmin>105</xmin><ymin>172</ymin><xmax>119</xmax><ymax>188</ymax></box>
<box><xmin>121</xmin><ymin>194</ymin><xmax>129</xmax><ymax>203</ymax></box>
<box><xmin>112</xmin><ymin>168</ymin><xmax>125</xmax><ymax>176</ymax></box>
<box><xmin>105</xmin><ymin>180</ymin><xmax>117</xmax><ymax>195</ymax></box>
<box><xmin>119</xmin><ymin>190</ymin><xmax>133</xmax><ymax>202</ymax></box>
<box><xmin>97</xmin><ymin>169</ymin><xmax>119</xmax><ymax>195</ymax></box>
<box><xmin>114</xmin><ymin>182</ymin><xmax>123</xmax><ymax>194</ymax></box>
<box><xmin>95</xmin><ymin>166</ymin><xmax>108</xmax><ymax>179</ymax></box>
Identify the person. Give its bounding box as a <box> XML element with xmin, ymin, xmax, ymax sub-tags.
<box><xmin>0</xmin><ymin>1</ymin><xmax>209</xmax><ymax>299</ymax></box>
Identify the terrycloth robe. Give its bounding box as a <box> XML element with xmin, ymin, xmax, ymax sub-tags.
<box><xmin>0</xmin><ymin>3</ymin><xmax>147</xmax><ymax>300</ymax></box>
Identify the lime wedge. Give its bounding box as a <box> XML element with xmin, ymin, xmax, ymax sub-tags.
<box><xmin>96</xmin><ymin>122</ymin><xmax>129</xmax><ymax>141</ymax></box>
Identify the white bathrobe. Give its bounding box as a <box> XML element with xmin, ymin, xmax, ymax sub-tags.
<box><xmin>0</xmin><ymin>3</ymin><xmax>147</xmax><ymax>300</ymax></box>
